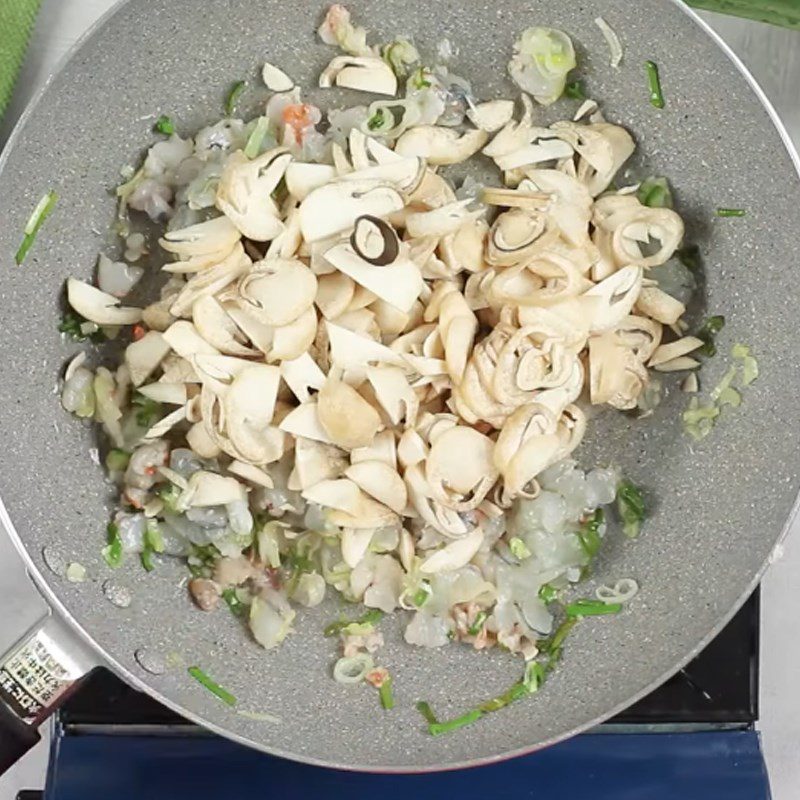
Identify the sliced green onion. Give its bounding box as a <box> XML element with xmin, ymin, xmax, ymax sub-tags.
<box><xmin>222</xmin><ymin>588</ymin><xmax>246</xmax><ymax>617</ymax></box>
<box><xmin>467</xmin><ymin>610</ymin><xmax>488</xmax><ymax>636</ymax></box>
<box><xmin>324</xmin><ymin>608</ymin><xmax>384</xmax><ymax>637</ymax></box>
<box><xmin>565</xmin><ymin>599</ymin><xmax>623</xmax><ymax>618</ymax></box>
<box><xmin>187</xmin><ymin>666</ymin><xmax>236</xmax><ymax>706</ymax></box>
<box><xmin>411</xmin><ymin>583</ymin><xmax>431</xmax><ymax>608</ymax></box>
<box><xmin>682</xmin><ymin>397</ymin><xmax>720</xmax><ymax>440</ymax></box>
<box><xmin>379</xmin><ymin>676</ymin><xmax>395</xmax><ymax>710</ymax></box>
<box><xmin>696</xmin><ymin>315</ymin><xmax>726</xmax><ymax>357</ymax></box>
<box><xmin>540</xmin><ymin>617</ymin><xmax>579</xmax><ymax>663</ymax></box>
<box><xmin>16</xmin><ymin>190</ymin><xmax>58</xmax><ymax>265</ymax></box>
<box><xmin>154</xmin><ymin>115</ymin><xmax>175</xmax><ymax>135</ymax></box>
<box><xmin>685</xmin><ymin>0</ymin><xmax>800</xmax><ymax>29</ymax></box>
<box><xmin>381</xmin><ymin>38</ymin><xmax>419</xmax><ymax>77</ymax></box>
<box><xmin>58</xmin><ymin>311</ymin><xmax>106</xmax><ymax>343</ymax></box>
<box><xmin>333</xmin><ymin>654</ymin><xmax>374</xmax><ymax>684</ymax></box>
<box><xmin>564</xmin><ymin>80</ymin><xmax>587</xmax><ymax>100</ymax></box>
<box><xmin>366</xmin><ymin>108</ymin><xmax>387</xmax><ymax>131</ymax></box>
<box><xmin>538</xmin><ymin>584</ymin><xmax>559</xmax><ymax>604</ymax></box>
<box><xmin>145</xmin><ymin>520</ymin><xmax>165</xmax><ymax>553</ymax></box>
<box><xmin>105</xmin><ymin>448</ymin><xmax>130</xmax><ymax>472</ymax></box>
<box><xmin>577</xmin><ymin>508</ymin><xmax>604</xmax><ymax>559</ymax></box>
<box><xmin>637</xmin><ymin>176</ymin><xmax>673</xmax><ymax>209</ymax></box>
<box><xmin>717</xmin><ymin>207</ymin><xmax>746</xmax><ymax>217</ymax></box>
<box><xmin>616</xmin><ymin>480</ymin><xmax>646</xmax><ymax>538</ymax></box>
<box><xmin>644</xmin><ymin>60</ymin><xmax>664</xmax><ymax>108</ymax></box>
<box><xmin>416</xmin><ymin>700</ymin><xmax>439</xmax><ymax>725</ymax></box>
<box><xmin>140</xmin><ymin>547</ymin><xmax>156</xmax><ymax>572</ymax></box>
<box><xmin>225</xmin><ymin>80</ymin><xmax>246</xmax><ymax>117</ymax></box>
<box><xmin>157</xmin><ymin>483</ymin><xmax>182</xmax><ymax>514</ymax></box>
<box><xmin>429</xmin><ymin>709</ymin><xmax>483</xmax><ymax>736</ymax></box>
<box><xmin>508</xmin><ymin>536</ymin><xmax>532</xmax><ymax>560</ymax></box>
<box><xmin>523</xmin><ymin>661</ymin><xmax>547</xmax><ymax>693</ymax></box>
<box><xmin>102</xmin><ymin>522</ymin><xmax>123</xmax><ymax>568</ymax></box>
<box><xmin>479</xmin><ymin>681</ymin><xmax>528</xmax><ymax>713</ymax></box>
<box><xmin>409</xmin><ymin>66</ymin><xmax>432</xmax><ymax>89</ymax></box>
<box><xmin>732</xmin><ymin>343</ymin><xmax>759</xmax><ymax>385</ymax></box>
<box><xmin>132</xmin><ymin>392</ymin><xmax>162</xmax><ymax>428</ymax></box>
<box><xmin>244</xmin><ymin>116</ymin><xmax>270</xmax><ymax>159</ymax></box>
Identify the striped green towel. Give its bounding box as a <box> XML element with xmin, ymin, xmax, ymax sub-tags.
<box><xmin>0</xmin><ymin>0</ymin><xmax>42</xmax><ymax>118</ymax></box>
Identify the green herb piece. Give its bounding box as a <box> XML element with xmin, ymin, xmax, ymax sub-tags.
<box><xmin>565</xmin><ymin>599</ymin><xmax>623</xmax><ymax>618</ymax></box>
<box><xmin>324</xmin><ymin>608</ymin><xmax>384</xmax><ymax>637</ymax></box>
<box><xmin>145</xmin><ymin>521</ymin><xmax>165</xmax><ymax>554</ymax></box>
<box><xmin>644</xmin><ymin>60</ymin><xmax>665</xmax><ymax>108</ymax></box>
<box><xmin>479</xmin><ymin>681</ymin><xmax>529</xmax><ymax>713</ymax></box>
<box><xmin>16</xmin><ymin>190</ymin><xmax>58</xmax><ymax>265</ymax></box>
<box><xmin>732</xmin><ymin>343</ymin><xmax>759</xmax><ymax>385</ymax></box>
<box><xmin>522</xmin><ymin>661</ymin><xmax>547</xmax><ymax>693</ymax></box>
<box><xmin>409</xmin><ymin>66</ymin><xmax>432</xmax><ymax>89</ymax></box>
<box><xmin>577</xmin><ymin>508</ymin><xmax>604</xmax><ymax>559</ymax></box>
<box><xmin>710</xmin><ymin>365</ymin><xmax>738</xmax><ymax>403</ymax></box>
<box><xmin>105</xmin><ymin>448</ymin><xmax>130</xmax><ymax>472</ymax></box>
<box><xmin>677</xmin><ymin>244</ymin><xmax>702</xmax><ymax>272</ymax></box>
<box><xmin>379</xmin><ymin>676</ymin><xmax>395</xmax><ymax>710</ymax></box>
<box><xmin>244</xmin><ymin>116</ymin><xmax>270</xmax><ymax>159</ymax></box>
<box><xmin>538</xmin><ymin>583</ymin><xmax>558</xmax><ymax>604</ymax></box>
<box><xmin>140</xmin><ymin>547</ymin><xmax>156</xmax><ymax>572</ymax></box>
<box><xmin>682</xmin><ymin>397</ymin><xmax>720</xmax><ymax>440</ymax></box>
<box><xmin>411</xmin><ymin>583</ymin><xmax>431</xmax><ymax>608</ymax></box>
<box><xmin>416</xmin><ymin>700</ymin><xmax>439</xmax><ymax>725</ymax></box>
<box><xmin>132</xmin><ymin>392</ymin><xmax>162</xmax><ymax>428</ymax></box>
<box><xmin>695</xmin><ymin>315</ymin><xmax>726</xmax><ymax>357</ymax></box>
<box><xmin>508</xmin><ymin>536</ymin><xmax>532</xmax><ymax>560</ymax></box>
<box><xmin>616</xmin><ymin>479</ymin><xmax>646</xmax><ymax>538</ymax></box>
<box><xmin>716</xmin><ymin>386</ymin><xmax>742</xmax><ymax>408</ymax></box>
<box><xmin>367</xmin><ymin>108</ymin><xmax>387</xmax><ymax>131</ymax></box>
<box><xmin>58</xmin><ymin>311</ymin><xmax>106</xmax><ymax>343</ymax></box>
<box><xmin>157</xmin><ymin>483</ymin><xmax>182</xmax><ymax>513</ymax></box>
<box><xmin>540</xmin><ymin>617</ymin><xmax>579</xmax><ymax>664</ymax></box>
<box><xmin>187</xmin><ymin>666</ymin><xmax>237</xmax><ymax>706</ymax></box>
<box><xmin>716</xmin><ymin>207</ymin><xmax>746</xmax><ymax>218</ymax></box>
<box><xmin>154</xmin><ymin>115</ymin><xmax>175</xmax><ymax>135</ymax></box>
<box><xmin>225</xmin><ymin>80</ymin><xmax>246</xmax><ymax>117</ymax></box>
<box><xmin>382</xmin><ymin>38</ymin><xmax>420</xmax><ymax>77</ymax></box>
<box><xmin>564</xmin><ymin>80</ymin><xmax>587</xmax><ymax>100</ymax></box>
<box><xmin>429</xmin><ymin>709</ymin><xmax>483</xmax><ymax>736</ymax></box>
<box><xmin>102</xmin><ymin>522</ymin><xmax>123</xmax><ymax>568</ymax></box>
<box><xmin>222</xmin><ymin>587</ymin><xmax>246</xmax><ymax>617</ymax></box>
<box><xmin>467</xmin><ymin>610</ymin><xmax>488</xmax><ymax>636</ymax></box>
<box><xmin>638</xmin><ymin>176</ymin><xmax>673</xmax><ymax>209</ymax></box>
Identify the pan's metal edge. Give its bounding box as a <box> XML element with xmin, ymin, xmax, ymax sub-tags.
<box><xmin>0</xmin><ymin>0</ymin><xmax>798</xmax><ymax>774</ymax></box>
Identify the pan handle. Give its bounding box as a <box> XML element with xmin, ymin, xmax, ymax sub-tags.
<box><xmin>0</xmin><ymin>535</ymin><xmax>98</xmax><ymax>776</ymax></box>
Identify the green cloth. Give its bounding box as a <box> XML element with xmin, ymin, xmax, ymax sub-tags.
<box><xmin>0</xmin><ymin>0</ymin><xmax>42</xmax><ymax>117</ymax></box>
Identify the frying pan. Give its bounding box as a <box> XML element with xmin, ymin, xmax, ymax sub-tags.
<box><xmin>0</xmin><ymin>0</ymin><xmax>799</xmax><ymax>774</ymax></box>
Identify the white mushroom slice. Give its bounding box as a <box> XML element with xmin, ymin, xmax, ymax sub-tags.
<box><xmin>327</xmin><ymin>496</ymin><xmax>398</xmax><ymax>530</ymax></box>
<box><xmin>223</xmin><ymin>302</ymin><xmax>275</xmax><ymax>357</ymax></box>
<box><xmin>299</xmin><ymin>180</ymin><xmax>404</xmax><ymax>243</ymax></box>
<box><xmin>452</xmin><ymin>362</ymin><xmax>514</xmax><ymax>429</ymax></box>
<box><xmin>125</xmin><ymin>331</ymin><xmax>171</xmax><ymax>387</ymax></box>
<box><xmin>420</xmin><ymin>528</ymin><xmax>484</xmax><ymax>574</ymax></box>
<box><xmin>324</xmin><ymin>241</ymin><xmax>423</xmax><ymax>314</ymax></box>
<box><xmin>193</xmin><ymin>353</ymin><xmax>256</xmax><ymax>398</ymax></box>
<box><xmin>584</xmin><ymin>265</ymin><xmax>643</xmax><ymax>332</ymax></box>
<box><xmin>224</xmin><ymin>365</ymin><xmax>281</xmax><ymax>463</ymax></box>
<box><xmin>216</xmin><ymin>149</ymin><xmax>290</xmax><ymax>241</ymax></box>
<box><xmin>426</xmin><ymin>426</ymin><xmax>498</xmax><ymax>512</ymax></box>
<box><xmin>405</xmin><ymin>200</ymin><xmax>483</xmax><ymax>239</ymax></box>
<box><xmin>370</xmin><ymin>298</ymin><xmax>409</xmax><ymax>336</ymax></box>
<box><xmin>192</xmin><ymin>295</ymin><xmax>259</xmax><ymax>357</ymax></box>
<box><xmin>636</xmin><ymin>287</ymin><xmax>686</xmax><ymax>325</ymax></box>
<box><xmin>161</xmin><ymin>248</ymin><xmax>234</xmax><ymax>275</ymax></box>
<box><xmin>229</xmin><ymin>460</ymin><xmax>274</xmax><ymax>489</ymax></box>
<box><xmin>406</xmin><ymin>170</ymin><xmax>457</xmax><ymax>210</ymax></box>
<box><xmin>332</xmin><ymin>308</ymin><xmax>379</xmax><ymax>339</ymax></box>
<box><xmin>317</xmin><ymin>374</ymin><xmax>382</xmax><ymax>450</ymax></box>
<box><xmin>438</xmin><ymin>292</ymin><xmax>478</xmax><ymax>384</ymax></box>
<box><xmin>180</xmin><ymin>470</ymin><xmax>246</xmax><ymax>508</ymax></box>
<box><xmin>66</xmin><ymin>279</ymin><xmax>142</xmax><ymax>326</ymax></box>
<box><xmin>366</xmin><ymin>136</ymin><xmax>404</xmax><ymax>164</ymax></box>
<box><xmin>494</xmin><ymin>138</ymin><xmax>574</xmax><ymax>171</ymax></box>
<box><xmin>239</xmin><ymin>259</ymin><xmax>317</xmax><ymax>326</ymax></box>
<box><xmin>482</xmin><ymin>94</ymin><xmax>537</xmax><ymax>158</ymax></box>
<box><xmin>262</xmin><ymin>61</ymin><xmax>294</xmax><ymax>92</ymax></box>
<box><xmin>293</xmin><ymin>437</ymin><xmax>347</xmax><ymax>490</ymax></box>
<box><xmin>350</xmin><ymin>429</ymin><xmax>397</xmax><ymax>469</ymax></box>
<box><xmin>535</xmin><ymin>358</ymin><xmax>584</xmax><ymax>417</ymax></box>
<box><xmin>397</xmin><ymin>428</ymin><xmax>428</xmax><ymax>468</ymax></box>
<box><xmin>162</xmin><ymin>321</ymin><xmax>221</xmax><ymax>360</ymax></box>
<box><xmin>319</xmin><ymin>55</ymin><xmax>397</xmax><ymax>96</ymax></box>
<box><xmin>494</xmin><ymin>403</ymin><xmax>556</xmax><ymax>472</ymax></box>
<box><xmin>404</xmin><ymin>465</ymin><xmax>473</xmax><ymax>537</ymax></box>
<box><xmin>653</xmin><ymin>356</ymin><xmax>701</xmax><ymax>372</ymax></box>
<box><xmin>279</xmin><ymin>401</ymin><xmax>335</xmax><ymax>445</ymax></box>
<box><xmin>342</xmin><ymin>157</ymin><xmax>425</xmax><ymax>195</ymax></box>
<box><xmin>341</xmin><ymin>527</ymin><xmax>375</xmax><ymax>568</ymax></box>
<box><xmin>137</xmin><ymin>382</ymin><xmax>187</xmax><ymax>405</ymax></box>
<box><xmin>648</xmin><ymin>336</ymin><xmax>704</xmax><ymax>367</ymax></box>
<box><xmin>302</xmin><ymin>478</ymin><xmax>364</xmax><ymax>516</ymax></box>
<box><xmin>467</xmin><ymin>99</ymin><xmax>516</xmax><ymax>132</ymax></box>
<box><xmin>366</xmin><ymin>365</ymin><xmax>419</xmax><ymax>427</ymax></box>
<box><xmin>326</xmin><ymin>321</ymin><xmax>404</xmax><ymax>370</ymax></box>
<box><xmin>588</xmin><ymin>334</ymin><xmax>649</xmax><ymax>410</ymax></box>
<box><xmin>265</xmin><ymin>203</ymin><xmax>303</xmax><ymax>260</ymax></box>
<box><xmin>285</xmin><ymin>162</ymin><xmax>337</xmax><ymax>201</ymax></box>
<box><xmin>348</xmin><ymin>128</ymin><xmax>371</xmax><ymax>172</ymax></box>
<box><xmin>270</xmin><ymin>306</ymin><xmax>318</xmax><ymax>362</ymax></box>
<box><xmin>345</xmin><ymin>283</ymin><xmax>378</xmax><ymax>313</ymax></box>
<box><xmin>186</xmin><ymin>422</ymin><xmax>222</xmax><ymax>459</ymax></box>
<box><xmin>481</xmin><ymin>186</ymin><xmax>549</xmax><ymax>212</ymax></box>
<box><xmin>524</xmin><ymin>169</ymin><xmax>594</xmax><ymax>248</ymax></box>
<box><xmin>499</xmin><ymin>425</ymin><xmax>562</xmax><ymax>503</ymax></box>
<box><xmin>487</xmin><ymin>209</ymin><xmax>557</xmax><ymax>267</ymax></box>
<box><xmin>394</xmin><ymin>127</ymin><xmax>489</xmax><ymax>166</ymax></box>
<box><xmin>143</xmin><ymin>405</ymin><xmax>187</xmax><ymax>440</ymax></box>
<box><xmin>345</xmin><ymin>461</ymin><xmax>407</xmax><ymax>515</ymax></box>
<box><xmin>159</xmin><ymin>354</ymin><xmax>200</xmax><ymax>383</ymax></box>
<box><xmin>316</xmin><ymin>272</ymin><xmax>356</xmax><ymax>319</ymax></box>
<box><xmin>160</xmin><ymin>216</ymin><xmax>241</xmax><ymax>259</ymax></box>
<box><xmin>280</xmin><ymin>353</ymin><xmax>325</xmax><ymax>403</ymax></box>
<box><xmin>439</xmin><ymin>219</ymin><xmax>489</xmax><ymax>275</ymax></box>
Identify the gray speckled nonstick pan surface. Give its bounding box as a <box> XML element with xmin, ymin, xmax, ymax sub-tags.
<box><xmin>0</xmin><ymin>0</ymin><xmax>799</xmax><ymax>772</ymax></box>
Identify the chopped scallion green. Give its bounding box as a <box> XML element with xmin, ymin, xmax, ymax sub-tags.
<box><xmin>244</xmin><ymin>116</ymin><xmax>270</xmax><ymax>159</ymax></box>
<box><xmin>644</xmin><ymin>60</ymin><xmax>665</xmax><ymax>108</ymax></box>
<box><xmin>538</xmin><ymin>583</ymin><xmax>559</xmax><ymax>604</ymax></box>
<box><xmin>225</xmin><ymin>80</ymin><xmax>246</xmax><ymax>117</ymax></box>
<box><xmin>638</xmin><ymin>176</ymin><xmax>673</xmax><ymax>209</ymax></box>
<box><xmin>577</xmin><ymin>508</ymin><xmax>604</xmax><ymax>559</ymax></box>
<box><xmin>16</xmin><ymin>190</ymin><xmax>58</xmax><ymax>265</ymax></box>
<box><xmin>105</xmin><ymin>448</ymin><xmax>130</xmax><ymax>472</ymax></box>
<box><xmin>716</xmin><ymin>207</ymin><xmax>746</xmax><ymax>218</ymax></box>
<box><xmin>565</xmin><ymin>599</ymin><xmax>623</xmax><ymax>618</ymax></box>
<box><xmin>508</xmin><ymin>536</ymin><xmax>532</xmax><ymax>560</ymax></box>
<box><xmin>102</xmin><ymin>522</ymin><xmax>123</xmax><ymax>568</ymax></box>
<box><xmin>379</xmin><ymin>676</ymin><xmax>395</xmax><ymax>710</ymax></box>
<box><xmin>187</xmin><ymin>666</ymin><xmax>236</xmax><ymax>706</ymax></box>
<box><xmin>523</xmin><ymin>661</ymin><xmax>547</xmax><ymax>693</ymax></box>
<box><xmin>222</xmin><ymin>588</ymin><xmax>246</xmax><ymax>617</ymax></box>
<box><xmin>140</xmin><ymin>547</ymin><xmax>156</xmax><ymax>572</ymax></box>
<box><xmin>132</xmin><ymin>392</ymin><xmax>162</xmax><ymax>428</ymax></box>
<box><xmin>145</xmin><ymin>521</ymin><xmax>165</xmax><ymax>553</ymax></box>
<box><xmin>467</xmin><ymin>610</ymin><xmax>488</xmax><ymax>636</ymax></box>
<box><xmin>154</xmin><ymin>115</ymin><xmax>175</xmax><ymax>135</ymax></box>
<box><xmin>324</xmin><ymin>608</ymin><xmax>384</xmax><ymax>637</ymax></box>
<box><xmin>696</xmin><ymin>315</ymin><xmax>726</xmax><ymax>357</ymax></box>
<box><xmin>416</xmin><ymin>700</ymin><xmax>439</xmax><ymax>725</ymax></box>
<box><xmin>616</xmin><ymin>479</ymin><xmax>646</xmax><ymax>538</ymax></box>
<box><xmin>411</xmin><ymin>583</ymin><xmax>431</xmax><ymax>608</ymax></box>
<box><xmin>366</xmin><ymin>108</ymin><xmax>387</xmax><ymax>131</ymax></box>
<box><xmin>58</xmin><ymin>311</ymin><xmax>106</xmax><ymax>343</ymax></box>
<box><xmin>564</xmin><ymin>80</ymin><xmax>587</xmax><ymax>100</ymax></box>
<box><xmin>429</xmin><ymin>709</ymin><xmax>483</xmax><ymax>736</ymax></box>
<box><xmin>157</xmin><ymin>483</ymin><xmax>182</xmax><ymax>514</ymax></box>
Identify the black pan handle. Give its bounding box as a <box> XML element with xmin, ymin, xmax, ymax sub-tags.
<box><xmin>0</xmin><ymin>700</ymin><xmax>41</xmax><ymax>775</ymax></box>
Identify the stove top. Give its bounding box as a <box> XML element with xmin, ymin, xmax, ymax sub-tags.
<box><xmin>59</xmin><ymin>590</ymin><xmax>759</xmax><ymax>730</ymax></box>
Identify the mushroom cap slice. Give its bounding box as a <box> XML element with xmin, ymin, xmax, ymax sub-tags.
<box><xmin>588</xmin><ymin>334</ymin><xmax>649</xmax><ymax>410</ymax></box>
<box><xmin>160</xmin><ymin>215</ymin><xmax>241</xmax><ymax>259</ymax></box>
<box><xmin>285</xmin><ymin>162</ymin><xmax>338</xmax><ymax>202</ymax></box>
<box><xmin>262</xmin><ymin>61</ymin><xmax>294</xmax><ymax>92</ymax></box>
<box><xmin>186</xmin><ymin>421</ymin><xmax>222</xmax><ymax>459</ymax></box>
<box><xmin>269</xmin><ymin>306</ymin><xmax>319</xmax><ymax>362</ymax></box>
<box><xmin>420</xmin><ymin>528</ymin><xmax>484</xmax><ymax>574</ymax></box>
<box><xmin>66</xmin><ymin>278</ymin><xmax>143</xmax><ymax>326</ymax></box>
<box><xmin>280</xmin><ymin>352</ymin><xmax>325</xmax><ymax>403</ymax></box>
<box><xmin>350</xmin><ymin>429</ymin><xmax>398</xmax><ymax>469</ymax></box>
<box><xmin>228</xmin><ymin>460</ymin><xmax>275</xmax><ymax>489</ymax></box>
<box><xmin>125</xmin><ymin>331</ymin><xmax>171</xmax><ymax>387</ymax></box>
<box><xmin>648</xmin><ymin>336</ymin><xmax>703</xmax><ymax>367</ymax></box>
<box><xmin>395</xmin><ymin>126</ymin><xmax>488</xmax><ymax>166</ymax></box>
<box><xmin>302</xmin><ymin>478</ymin><xmax>365</xmax><ymax>516</ymax></box>
<box><xmin>299</xmin><ymin>179</ymin><xmax>404</xmax><ymax>243</ymax></box>
<box><xmin>326</xmin><ymin>321</ymin><xmax>404</xmax><ymax>370</ymax></box>
<box><xmin>162</xmin><ymin>320</ymin><xmax>221</xmax><ymax>360</ymax></box>
<box><xmin>467</xmin><ymin>99</ymin><xmax>516</xmax><ymax>132</ymax></box>
<box><xmin>137</xmin><ymin>382</ymin><xmax>188</xmax><ymax>405</ymax></box>
<box><xmin>341</xmin><ymin>527</ymin><xmax>375</xmax><ymax>569</ymax></box>
<box><xmin>636</xmin><ymin>286</ymin><xmax>686</xmax><ymax>326</ymax></box>
<box><xmin>192</xmin><ymin>295</ymin><xmax>259</xmax><ymax>357</ymax></box>
<box><xmin>324</xmin><ymin>241</ymin><xmax>423</xmax><ymax>314</ymax></box>
<box><xmin>613</xmin><ymin>315</ymin><xmax>663</xmax><ymax>363</ymax></box>
<box><xmin>180</xmin><ymin>470</ymin><xmax>246</xmax><ymax>508</ymax></box>
<box><xmin>397</xmin><ymin>428</ymin><xmax>428</xmax><ymax>469</ymax></box>
<box><xmin>279</xmin><ymin>401</ymin><xmax>336</xmax><ymax>446</ymax></box>
<box><xmin>317</xmin><ymin>374</ymin><xmax>383</xmax><ymax>451</ymax></box>
<box><xmin>366</xmin><ymin>365</ymin><xmax>419</xmax><ymax>428</ymax></box>
<box><xmin>319</xmin><ymin>55</ymin><xmax>398</xmax><ymax>96</ymax></box>
<box><xmin>345</xmin><ymin>461</ymin><xmax>408</xmax><ymax>514</ymax></box>
<box><xmin>143</xmin><ymin>405</ymin><xmax>187</xmax><ymax>441</ymax></box>
<box><xmin>524</xmin><ymin>168</ymin><xmax>594</xmax><ymax>248</ymax></box>
<box><xmin>293</xmin><ymin>436</ymin><xmax>347</xmax><ymax>491</ymax></box>
<box><xmin>315</xmin><ymin>272</ymin><xmax>356</xmax><ymax>319</ymax></box>
<box><xmin>487</xmin><ymin>209</ymin><xmax>557</xmax><ymax>267</ymax></box>
<box><xmin>239</xmin><ymin>258</ymin><xmax>317</xmax><ymax>327</ymax></box>
<box><xmin>405</xmin><ymin>200</ymin><xmax>483</xmax><ymax>239</ymax></box>
<box><xmin>223</xmin><ymin>364</ymin><xmax>281</xmax><ymax>464</ymax></box>
<box><xmin>583</xmin><ymin>265</ymin><xmax>643</xmax><ymax>333</ymax></box>
<box><xmin>404</xmin><ymin>464</ymin><xmax>473</xmax><ymax>537</ymax></box>
<box><xmin>494</xmin><ymin>403</ymin><xmax>557</xmax><ymax>473</ymax></box>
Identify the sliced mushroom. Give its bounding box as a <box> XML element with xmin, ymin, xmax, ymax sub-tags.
<box><xmin>239</xmin><ymin>259</ymin><xmax>317</xmax><ymax>326</ymax></box>
<box><xmin>394</xmin><ymin>126</ymin><xmax>489</xmax><ymax>166</ymax></box>
<box><xmin>481</xmin><ymin>186</ymin><xmax>549</xmax><ymax>213</ymax></box>
<box><xmin>345</xmin><ymin>461</ymin><xmax>407</xmax><ymax>514</ymax></box>
<box><xmin>366</xmin><ymin>365</ymin><xmax>419</xmax><ymax>428</ymax></box>
<box><xmin>648</xmin><ymin>336</ymin><xmax>703</xmax><ymax>367</ymax></box>
<box><xmin>494</xmin><ymin>137</ymin><xmax>574</xmax><ymax>172</ymax></box>
<box><xmin>162</xmin><ymin>321</ymin><xmax>220</xmax><ymax>360</ymax></box>
<box><xmin>180</xmin><ymin>470</ymin><xmax>246</xmax><ymax>508</ymax></box>
<box><xmin>186</xmin><ymin>421</ymin><xmax>222</xmax><ymax>459</ymax></box>
<box><xmin>583</xmin><ymin>265</ymin><xmax>644</xmax><ymax>332</ymax></box>
<box><xmin>160</xmin><ymin>215</ymin><xmax>241</xmax><ymax>260</ymax></box>
<box><xmin>437</xmin><ymin>292</ymin><xmax>478</xmax><ymax>384</ymax></box>
<box><xmin>269</xmin><ymin>306</ymin><xmax>319</xmax><ymax>362</ymax></box>
<box><xmin>192</xmin><ymin>295</ymin><xmax>259</xmax><ymax>357</ymax></box>
<box><xmin>125</xmin><ymin>331</ymin><xmax>171</xmax><ymax>387</ymax></box>
<box><xmin>224</xmin><ymin>365</ymin><xmax>281</xmax><ymax>464</ymax></box>
<box><xmin>636</xmin><ymin>286</ymin><xmax>686</xmax><ymax>325</ymax></box>
<box><xmin>319</xmin><ymin>55</ymin><xmax>397</xmax><ymax>96</ymax></box>
<box><xmin>299</xmin><ymin>179</ymin><xmax>404</xmax><ymax>243</ymax></box>
<box><xmin>524</xmin><ymin>168</ymin><xmax>594</xmax><ymax>249</ymax></box>
<box><xmin>405</xmin><ymin>170</ymin><xmax>457</xmax><ymax>209</ymax></box>
<box><xmin>262</xmin><ymin>61</ymin><xmax>294</xmax><ymax>92</ymax></box>
<box><xmin>420</xmin><ymin>528</ymin><xmax>484</xmax><ymax>574</ymax></box>
<box><xmin>341</xmin><ymin>527</ymin><xmax>375</xmax><ymax>568</ymax></box>
<box><xmin>285</xmin><ymin>162</ymin><xmax>337</xmax><ymax>202</ymax></box>
<box><xmin>278</xmin><ymin>400</ymin><xmax>336</xmax><ymax>445</ymax></box>
<box><xmin>467</xmin><ymin>99</ymin><xmax>516</xmax><ymax>132</ymax></box>
<box><xmin>487</xmin><ymin>208</ymin><xmax>557</xmax><ymax>267</ymax></box>
<box><xmin>350</xmin><ymin>429</ymin><xmax>397</xmax><ymax>468</ymax></box>
<box><xmin>137</xmin><ymin>382</ymin><xmax>188</xmax><ymax>405</ymax></box>
<box><xmin>317</xmin><ymin>373</ymin><xmax>383</xmax><ymax>450</ymax></box>
<box><xmin>315</xmin><ymin>271</ymin><xmax>356</xmax><ymax>320</ymax></box>
<box><xmin>613</xmin><ymin>315</ymin><xmax>663</xmax><ymax>364</ymax></box>
<box><xmin>326</xmin><ymin>320</ymin><xmax>404</xmax><ymax>370</ymax></box>
<box><xmin>292</xmin><ymin>436</ymin><xmax>347</xmax><ymax>491</ymax></box>
<box><xmin>439</xmin><ymin>220</ymin><xmax>489</xmax><ymax>274</ymax></box>
<box><xmin>228</xmin><ymin>460</ymin><xmax>275</xmax><ymax>489</ymax></box>
<box><xmin>66</xmin><ymin>279</ymin><xmax>142</xmax><ymax>326</ymax></box>
<box><xmin>482</xmin><ymin>94</ymin><xmax>537</xmax><ymax>158</ymax></box>
<box><xmin>588</xmin><ymin>333</ymin><xmax>649</xmax><ymax>410</ymax></box>
<box><xmin>350</xmin><ymin>215</ymin><xmax>400</xmax><ymax>266</ymax></box>
<box><xmin>280</xmin><ymin>352</ymin><xmax>325</xmax><ymax>403</ymax></box>
<box><xmin>143</xmin><ymin>405</ymin><xmax>187</xmax><ymax>440</ymax></box>
<box><xmin>342</xmin><ymin>157</ymin><xmax>426</xmax><ymax>195</ymax></box>
<box><xmin>302</xmin><ymin>478</ymin><xmax>364</xmax><ymax>516</ymax></box>
<box><xmin>405</xmin><ymin>199</ymin><xmax>483</xmax><ymax>239</ymax></box>
<box><xmin>404</xmin><ymin>464</ymin><xmax>474</xmax><ymax>537</ymax></box>
<box><xmin>653</xmin><ymin>356</ymin><xmax>700</xmax><ymax>372</ymax></box>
